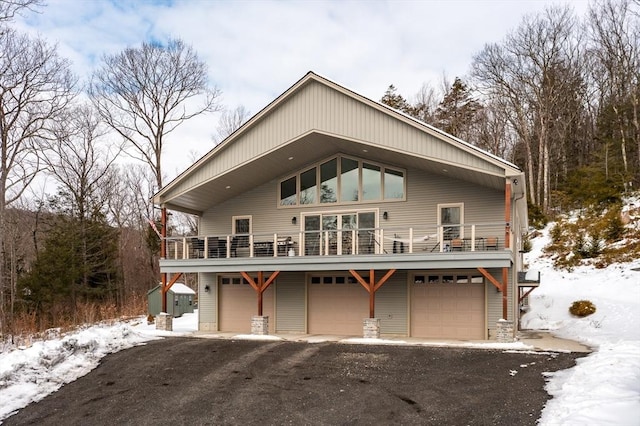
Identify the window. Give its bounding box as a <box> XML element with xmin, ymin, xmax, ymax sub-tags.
<box><xmin>233</xmin><ymin>216</ymin><xmax>251</xmax><ymax>248</ymax></box>
<box><xmin>415</xmin><ymin>273</ymin><xmax>485</xmax><ymax>285</ymax></box>
<box><xmin>278</xmin><ymin>155</ymin><xmax>405</xmax><ymax>207</ymax></box>
<box><xmin>280</xmin><ymin>176</ymin><xmax>297</xmax><ymax>206</ymax></box>
<box><xmin>438</xmin><ymin>203</ymin><xmax>464</xmax><ymax>239</ymax></box>
<box><xmin>320</xmin><ymin>159</ymin><xmax>338</xmax><ymax>203</ymax></box>
<box><xmin>362</xmin><ymin>163</ymin><xmax>381</xmax><ymax>201</ymax></box>
<box><xmin>384</xmin><ymin>168</ymin><xmax>404</xmax><ymax>199</ymax></box>
<box><xmin>300</xmin><ymin>167</ymin><xmax>317</xmax><ymax>204</ymax></box>
<box><xmin>340</xmin><ymin>157</ymin><xmax>359</xmax><ymax>202</ymax></box>
<box><xmin>311</xmin><ymin>274</ymin><xmax>366</xmax><ymax>285</ymax></box>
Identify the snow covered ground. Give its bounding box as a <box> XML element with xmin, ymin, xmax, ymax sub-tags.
<box><xmin>1</xmin><ymin>226</ymin><xmax>639</xmax><ymax>424</ymax></box>
<box><xmin>520</xmin><ymin>223</ymin><xmax>640</xmax><ymax>425</ymax></box>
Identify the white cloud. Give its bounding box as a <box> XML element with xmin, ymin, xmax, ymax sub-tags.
<box><xmin>12</xmin><ymin>0</ymin><xmax>591</xmax><ymax>179</ymax></box>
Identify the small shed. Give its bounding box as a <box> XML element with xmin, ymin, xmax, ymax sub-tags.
<box><xmin>147</xmin><ymin>283</ymin><xmax>196</xmax><ymax>317</ymax></box>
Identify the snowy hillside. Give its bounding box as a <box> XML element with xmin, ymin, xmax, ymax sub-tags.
<box><xmin>520</xmin><ymin>220</ymin><xmax>640</xmax><ymax>425</ymax></box>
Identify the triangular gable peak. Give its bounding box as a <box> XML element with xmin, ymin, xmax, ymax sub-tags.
<box><xmin>155</xmin><ymin>72</ymin><xmax>521</xmax><ymax>214</ymax></box>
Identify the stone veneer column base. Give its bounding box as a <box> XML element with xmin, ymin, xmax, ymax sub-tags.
<box><xmin>496</xmin><ymin>319</ymin><xmax>514</xmax><ymax>343</ymax></box>
<box><xmin>251</xmin><ymin>316</ymin><xmax>269</xmax><ymax>335</ymax></box>
<box><xmin>156</xmin><ymin>313</ymin><xmax>173</xmax><ymax>331</ymax></box>
<box><xmin>363</xmin><ymin>318</ymin><xmax>380</xmax><ymax>339</ymax></box>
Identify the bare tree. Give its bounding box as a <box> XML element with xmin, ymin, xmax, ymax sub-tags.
<box><xmin>588</xmin><ymin>0</ymin><xmax>640</xmax><ymax>182</ymax></box>
<box><xmin>108</xmin><ymin>165</ymin><xmax>159</xmax><ymax>300</ymax></box>
<box><xmin>42</xmin><ymin>104</ymin><xmax>121</xmax><ymax>221</ymax></box>
<box><xmin>0</xmin><ymin>27</ymin><xmax>76</xmax><ymax>335</ymax></box>
<box><xmin>213</xmin><ymin>105</ymin><xmax>250</xmax><ymax>144</ymax></box>
<box><xmin>89</xmin><ymin>38</ymin><xmax>222</xmax><ymax>192</ymax></box>
<box><xmin>474</xmin><ymin>100</ymin><xmax>516</xmax><ymax>159</ymax></box>
<box><xmin>0</xmin><ymin>0</ymin><xmax>42</xmax><ymax>22</ymax></box>
<box><xmin>472</xmin><ymin>6</ymin><xmax>583</xmax><ymax>212</ymax></box>
<box><xmin>408</xmin><ymin>82</ymin><xmax>441</xmax><ymax>124</ymax></box>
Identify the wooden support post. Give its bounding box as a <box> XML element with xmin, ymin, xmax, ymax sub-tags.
<box><xmin>502</xmin><ymin>267</ymin><xmax>508</xmax><ymax>320</ymax></box>
<box><xmin>161</xmin><ymin>207</ymin><xmax>168</xmax><ymax>312</ymax></box>
<box><xmin>369</xmin><ymin>270</ymin><xmax>375</xmax><ymax>319</ymax></box>
<box><xmin>241</xmin><ymin>271</ymin><xmax>280</xmax><ymax>317</ymax></box>
<box><xmin>518</xmin><ymin>286</ymin><xmax>537</xmax><ymax>304</ymax></box>
<box><xmin>349</xmin><ymin>268</ymin><xmax>396</xmax><ymax>318</ymax></box>
<box><xmin>257</xmin><ymin>271</ymin><xmax>263</xmax><ymax>316</ymax></box>
<box><xmin>477</xmin><ymin>267</ymin><xmax>508</xmax><ymax>319</ymax></box>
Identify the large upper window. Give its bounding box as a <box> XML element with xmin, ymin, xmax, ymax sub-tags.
<box><xmin>340</xmin><ymin>157</ymin><xmax>359</xmax><ymax>202</ymax></box>
<box><xmin>320</xmin><ymin>159</ymin><xmax>338</xmax><ymax>203</ymax></box>
<box><xmin>279</xmin><ymin>155</ymin><xmax>405</xmax><ymax>207</ymax></box>
<box><xmin>300</xmin><ymin>167</ymin><xmax>317</xmax><ymax>204</ymax></box>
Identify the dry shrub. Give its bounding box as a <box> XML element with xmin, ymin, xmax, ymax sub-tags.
<box><xmin>118</xmin><ymin>292</ymin><xmax>147</xmax><ymax>318</ymax></box>
<box><xmin>569</xmin><ymin>300</ymin><xmax>596</xmax><ymax>317</ymax></box>
<box><xmin>9</xmin><ymin>310</ymin><xmax>39</xmax><ymax>336</ymax></box>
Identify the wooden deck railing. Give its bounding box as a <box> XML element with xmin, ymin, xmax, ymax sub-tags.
<box><xmin>162</xmin><ymin>223</ymin><xmax>508</xmax><ymax>260</ymax></box>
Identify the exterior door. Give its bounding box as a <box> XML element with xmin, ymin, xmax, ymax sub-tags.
<box><xmin>439</xmin><ymin>204</ymin><xmax>463</xmax><ymax>240</ymax></box>
<box><xmin>303</xmin><ymin>211</ymin><xmax>376</xmax><ymax>255</ymax></box>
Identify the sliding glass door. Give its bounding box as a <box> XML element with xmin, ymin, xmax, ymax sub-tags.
<box><xmin>303</xmin><ymin>211</ymin><xmax>376</xmax><ymax>255</ymax></box>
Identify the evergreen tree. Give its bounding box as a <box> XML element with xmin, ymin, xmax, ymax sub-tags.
<box><xmin>380</xmin><ymin>85</ymin><xmax>411</xmax><ymax>114</ymax></box>
<box><xmin>18</xmin><ymin>194</ymin><xmax>120</xmax><ymax>326</ymax></box>
<box><xmin>434</xmin><ymin>77</ymin><xmax>482</xmax><ymax>139</ymax></box>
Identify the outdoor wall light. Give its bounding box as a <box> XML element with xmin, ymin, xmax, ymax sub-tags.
<box><xmin>513</xmin><ymin>178</ymin><xmax>519</xmax><ymax>185</ymax></box>
<box><xmin>383</xmin><ymin>211</ymin><xmax>388</xmax><ymax>220</ymax></box>
<box><xmin>292</xmin><ymin>216</ymin><xmax>297</xmax><ymax>225</ymax></box>
<box><xmin>204</xmin><ymin>285</ymin><xmax>210</xmax><ymax>292</ymax></box>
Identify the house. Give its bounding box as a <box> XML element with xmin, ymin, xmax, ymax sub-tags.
<box><xmin>147</xmin><ymin>282</ymin><xmax>195</xmax><ymax>317</ymax></box>
<box><xmin>152</xmin><ymin>72</ymin><xmax>534</xmax><ymax>340</ymax></box>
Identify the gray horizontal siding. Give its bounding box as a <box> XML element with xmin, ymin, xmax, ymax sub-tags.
<box><xmin>376</xmin><ymin>271</ymin><xmax>408</xmax><ymax>335</ymax></box>
<box><xmin>198</xmin><ymin>272</ymin><xmax>217</xmax><ymax>330</ymax></box>
<box><xmin>168</xmin><ymin>80</ymin><xmax>505</xmax><ymax>198</ymax></box>
<box><xmin>199</xmin><ymin>166</ymin><xmax>505</xmax><ymax>242</ymax></box>
<box><xmin>486</xmin><ymin>268</ymin><xmax>515</xmax><ymax>331</ymax></box>
<box><xmin>275</xmin><ymin>272</ymin><xmax>306</xmax><ymax>332</ymax></box>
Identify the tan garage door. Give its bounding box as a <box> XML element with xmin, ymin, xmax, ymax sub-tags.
<box><xmin>218</xmin><ymin>278</ymin><xmax>274</xmax><ymax>333</ymax></box>
<box><xmin>411</xmin><ymin>281</ymin><xmax>485</xmax><ymax>339</ymax></box>
<box><xmin>308</xmin><ymin>277</ymin><xmax>368</xmax><ymax>335</ymax></box>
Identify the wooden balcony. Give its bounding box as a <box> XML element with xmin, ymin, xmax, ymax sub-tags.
<box><xmin>163</xmin><ymin>223</ymin><xmax>507</xmax><ymax>261</ymax></box>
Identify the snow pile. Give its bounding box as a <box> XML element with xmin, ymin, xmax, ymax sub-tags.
<box><xmin>0</xmin><ymin>322</ymin><xmax>159</xmax><ymax>420</ymax></box>
<box><xmin>521</xmin><ymin>222</ymin><xmax>640</xmax><ymax>425</ymax></box>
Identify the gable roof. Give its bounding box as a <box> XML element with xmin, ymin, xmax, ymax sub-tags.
<box><xmin>154</xmin><ymin>71</ymin><xmax>524</xmax><ymax>215</ymax></box>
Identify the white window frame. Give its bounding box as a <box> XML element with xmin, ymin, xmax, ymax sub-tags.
<box><xmin>437</xmin><ymin>203</ymin><xmax>464</xmax><ymax>239</ymax></box>
<box><xmin>277</xmin><ymin>154</ymin><xmax>406</xmax><ymax>208</ymax></box>
<box><xmin>232</xmin><ymin>215</ymin><xmax>252</xmax><ymax>234</ymax></box>
<box><xmin>301</xmin><ymin>208</ymin><xmax>379</xmax><ymax>255</ymax></box>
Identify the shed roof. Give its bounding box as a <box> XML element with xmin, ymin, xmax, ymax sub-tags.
<box><xmin>147</xmin><ymin>283</ymin><xmax>195</xmax><ymax>295</ymax></box>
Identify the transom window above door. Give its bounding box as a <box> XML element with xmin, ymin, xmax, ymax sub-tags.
<box><xmin>279</xmin><ymin>155</ymin><xmax>405</xmax><ymax>207</ymax></box>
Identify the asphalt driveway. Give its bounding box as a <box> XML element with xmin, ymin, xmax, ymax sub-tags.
<box><xmin>4</xmin><ymin>338</ymin><xmax>584</xmax><ymax>425</ymax></box>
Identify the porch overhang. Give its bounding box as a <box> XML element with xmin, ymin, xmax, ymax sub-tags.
<box><xmin>159</xmin><ymin>251</ymin><xmax>513</xmax><ymax>274</ymax></box>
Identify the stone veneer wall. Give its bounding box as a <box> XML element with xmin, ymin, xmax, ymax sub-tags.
<box><xmin>251</xmin><ymin>316</ymin><xmax>269</xmax><ymax>335</ymax></box>
<box><xmin>363</xmin><ymin>318</ymin><xmax>381</xmax><ymax>339</ymax></box>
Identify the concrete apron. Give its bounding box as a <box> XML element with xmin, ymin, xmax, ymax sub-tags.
<box><xmin>191</xmin><ymin>330</ymin><xmax>592</xmax><ymax>353</ymax></box>
<box><xmin>517</xmin><ymin>330</ymin><xmax>592</xmax><ymax>353</ymax></box>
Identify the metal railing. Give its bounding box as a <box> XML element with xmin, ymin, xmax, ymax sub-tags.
<box><xmin>163</xmin><ymin>223</ymin><xmax>507</xmax><ymax>260</ymax></box>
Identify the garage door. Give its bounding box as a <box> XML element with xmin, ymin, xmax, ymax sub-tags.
<box><xmin>411</xmin><ymin>280</ymin><xmax>485</xmax><ymax>339</ymax></box>
<box><xmin>308</xmin><ymin>276</ymin><xmax>368</xmax><ymax>335</ymax></box>
<box><xmin>218</xmin><ymin>278</ymin><xmax>274</xmax><ymax>333</ymax></box>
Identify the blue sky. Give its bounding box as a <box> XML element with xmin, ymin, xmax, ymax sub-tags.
<box><xmin>12</xmin><ymin>0</ymin><xmax>591</xmax><ymax>180</ymax></box>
